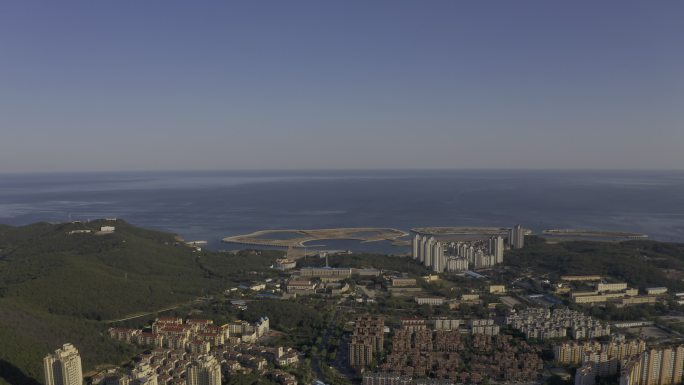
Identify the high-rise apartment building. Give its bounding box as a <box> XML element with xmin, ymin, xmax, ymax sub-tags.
<box><xmin>348</xmin><ymin>315</ymin><xmax>385</xmax><ymax>369</ymax></box>
<box><xmin>412</xmin><ymin>234</ymin><xmax>421</xmax><ymax>261</ymax></box>
<box><xmin>619</xmin><ymin>346</ymin><xmax>684</xmax><ymax>385</ymax></box>
<box><xmin>423</xmin><ymin>237</ymin><xmax>435</xmax><ymax>267</ymax></box>
<box><xmin>418</xmin><ymin>235</ymin><xmax>427</xmax><ymax>263</ymax></box>
<box><xmin>489</xmin><ymin>236</ymin><xmax>504</xmax><ymax>264</ymax></box>
<box><xmin>510</xmin><ymin>224</ymin><xmax>525</xmax><ymax>249</ymax></box>
<box><xmin>186</xmin><ymin>355</ymin><xmax>221</xmax><ymax>385</ymax></box>
<box><xmin>43</xmin><ymin>343</ymin><xmax>83</xmax><ymax>385</ymax></box>
<box><xmin>412</xmin><ymin>234</ymin><xmax>505</xmax><ymax>273</ymax></box>
<box><xmin>431</xmin><ymin>242</ymin><xmax>443</xmax><ymax>272</ymax></box>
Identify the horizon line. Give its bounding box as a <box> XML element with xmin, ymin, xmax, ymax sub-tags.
<box><xmin>1</xmin><ymin>167</ymin><xmax>684</xmax><ymax>176</ymax></box>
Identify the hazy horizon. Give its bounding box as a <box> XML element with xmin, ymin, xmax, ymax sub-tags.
<box><xmin>2</xmin><ymin>1</ymin><xmax>683</xmax><ymax>172</ymax></box>
<box><xmin>3</xmin><ymin>167</ymin><xmax>684</xmax><ymax>176</ymax></box>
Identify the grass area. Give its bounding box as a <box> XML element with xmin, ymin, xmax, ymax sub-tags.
<box><xmin>0</xmin><ymin>220</ymin><xmax>283</xmax><ymax>383</ymax></box>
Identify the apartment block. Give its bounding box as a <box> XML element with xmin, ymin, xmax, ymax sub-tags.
<box><xmin>507</xmin><ymin>308</ymin><xmax>610</xmax><ymax>341</ymax></box>
<box><xmin>44</xmin><ymin>343</ymin><xmax>83</xmax><ymax>385</ymax></box>
<box><xmin>186</xmin><ymin>355</ymin><xmax>221</xmax><ymax>385</ymax></box>
<box><xmin>349</xmin><ymin>315</ymin><xmax>385</xmax><ymax>369</ymax></box>
<box><xmin>619</xmin><ymin>346</ymin><xmax>684</xmax><ymax>385</ymax></box>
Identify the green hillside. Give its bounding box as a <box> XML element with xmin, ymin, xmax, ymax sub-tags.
<box><xmin>506</xmin><ymin>236</ymin><xmax>684</xmax><ymax>291</ymax></box>
<box><xmin>0</xmin><ymin>220</ymin><xmax>281</xmax><ymax>384</ymax></box>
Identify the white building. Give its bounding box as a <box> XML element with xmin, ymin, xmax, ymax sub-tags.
<box><xmin>510</xmin><ymin>224</ymin><xmax>524</xmax><ymax>249</ymax></box>
<box><xmin>413</xmin><ymin>235</ymin><xmax>502</xmax><ymax>272</ymax></box>
<box><xmin>489</xmin><ymin>236</ymin><xmax>504</xmax><ymax>264</ymax></box>
<box><xmin>431</xmin><ymin>242</ymin><xmax>444</xmax><ymax>272</ymax></box>
<box><xmin>646</xmin><ymin>287</ymin><xmax>668</xmax><ymax>295</ymax></box>
<box><xmin>412</xmin><ymin>234</ymin><xmax>421</xmax><ymax>260</ymax></box>
<box><xmin>446</xmin><ymin>256</ymin><xmax>468</xmax><ymax>272</ymax></box>
<box><xmin>129</xmin><ymin>362</ymin><xmax>158</xmax><ymax>385</ymax></box>
<box><xmin>44</xmin><ymin>343</ymin><xmax>83</xmax><ymax>385</ymax></box>
<box><xmin>423</xmin><ymin>237</ymin><xmax>435</xmax><ymax>267</ymax></box>
<box><xmin>415</xmin><ymin>297</ymin><xmax>446</xmax><ymax>306</ymax></box>
<box><xmin>186</xmin><ymin>355</ymin><xmax>221</xmax><ymax>385</ymax></box>
<box><xmin>418</xmin><ymin>236</ymin><xmax>427</xmax><ymax>263</ymax></box>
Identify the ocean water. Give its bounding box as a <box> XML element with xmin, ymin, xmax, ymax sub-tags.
<box><xmin>0</xmin><ymin>170</ymin><xmax>683</xmax><ymax>252</ymax></box>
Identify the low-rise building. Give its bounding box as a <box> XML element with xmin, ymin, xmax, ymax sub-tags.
<box><xmin>432</xmin><ymin>318</ymin><xmax>461</xmax><ymax>331</ymax></box>
<box><xmin>108</xmin><ymin>328</ymin><xmax>141</xmax><ymax>343</ymax></box>
<box><xmin>572</xmin><ymin>286</ymin><xmax>640</xmax><ymax>305</ymax></box>
<box><xmin>415</xmin><ymin>297</ymin><xmax>446</xmax><ymax>306</ymax></box>
<box><xmin>620</xmin><ymin>296</ymin><xmax>657</xmax><ymax>306</ymax></box>
<box><xmin>489</xmin><ymin>285</ymin><xmax>506</xmax><ymax>294</ymax></box>
<box><xmin>597</xmin><ymin>282</ymin><xmax>628</xmax><ymax>292</ymax></box>
<box><xmin>274</xmin><ymin>259</ymin><xmax>297</xmax><ymax>271</ymax></box>
<box><xmin>391</xmin><ymin>278</ymin><xmax>417</xmax><ymax>287</ymax></box>
<box><xmin>401</xmin><ymin>318</ymin><xmax>429</xmax><ymax>332</ymax></box>
<box><xmin>469</xmin><ymin>319</ymin><xmax>500</xmax><ymax>335</ymax></box>
<box><xmin>460</xmin><ymin>294</ymin><xmax>480</xmax><ymax>302</ymax></box>
<box><xmin>299</xmin><ymin>267</ymin><xmax>352</xmax><ymax>280</ymax></box>
<box><xmin>645</xmin><ymin>287</ymin><xmax>668</xmax><ymax>295</ymax></box>
<box><xmin>561</xmin><ymin>275</ymin><xmax>602</xmax><ymax>282</ymax></box>
<box><xmin>286</xmin><ymin>278</ymin><xmax>317</xmax><ymax>295</ymax></box>
<box><xmin>353</xmin><ymin>268</ymin><xmax>382</xmax><ymax>277</ymax></box>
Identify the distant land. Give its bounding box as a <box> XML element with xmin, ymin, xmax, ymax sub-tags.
<box><xmin>0</xmin><ymin>170</ymin><xmax>683</xmax><ymax>252</ymax></box>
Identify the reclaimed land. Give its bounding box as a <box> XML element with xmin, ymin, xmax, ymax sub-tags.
<box><xmin>222</xmin><ymin>227</ymin><xmax>408</xmax><ymax>248</ymax></box>
<box><xmin>412</xmin><ymin>226</ymin><xmax>514</xmax><ymax>236</ymax></box>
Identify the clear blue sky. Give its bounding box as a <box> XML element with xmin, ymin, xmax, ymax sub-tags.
<box><xmin>1</xmin><ymin>1</ymin><xmax>683</xmax><ymax>172</ymax></box>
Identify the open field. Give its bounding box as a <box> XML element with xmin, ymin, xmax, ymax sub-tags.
<box><xmin>626</xmin><ymin>326</ymin><xmax>672</xmax><ymax>339</ymax></box>
<box><xmin>222</xmin><ymin>227</ymin><xmax>408</xmax><ymax>248</ymax></box>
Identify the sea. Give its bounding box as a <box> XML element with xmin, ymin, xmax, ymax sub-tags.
<box><xmin>1</xmin><ymin>170</ymin><xmax>683</xmax><ymax>253</ymax></box>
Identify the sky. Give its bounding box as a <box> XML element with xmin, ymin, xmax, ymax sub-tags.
<box><xmin>1</xmin><ymin>1</ymin><xmax>683</xmax><ymax>172</ymax></box>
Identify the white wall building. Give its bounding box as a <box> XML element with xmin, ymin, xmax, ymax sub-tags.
<box><xmin>186</xmin><ymin>355</ymin><xmax>221</xmax><ymax>385</ymax></box>
<box><xmin>44</xmin><ymin>343</ymin><xmax>83</xmax><ymax>385</ymax></box>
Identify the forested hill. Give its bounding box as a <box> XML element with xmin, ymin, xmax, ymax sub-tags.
<box><xmin>506</xmin><ymin>236</ymin><xmax>684</xmax><ymax>291</ymax></box>
<box><xmin>0</xmin><ymin>220</ymin><xmax>281</xmax><ymax>384</ymax></box>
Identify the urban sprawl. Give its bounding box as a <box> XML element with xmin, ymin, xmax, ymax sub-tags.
<box><xmin>43</xmin><ymin>224</ymin><xmax>684</xmax><ymax>385</ymax></box>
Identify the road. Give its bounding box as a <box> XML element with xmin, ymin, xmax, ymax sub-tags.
<box><xmin>102</xmin><ymin>300</ymin><xmax>197</xmax><ymax>324</ymax></box>
<box><xmin>311</xmin><ymin>306</ymin><xmax>356</xmax><ymax>383</ymax></box>
<box><xmin>311</xmin><ymin>307</ymin><xmax>338</xmax><ymax>380</ymax></box>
